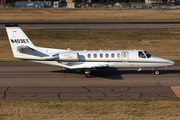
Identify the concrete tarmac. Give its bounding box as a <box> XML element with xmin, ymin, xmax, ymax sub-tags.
<box><xmin>0</xmin><ymin>62</ymin><xmax>180</xmax><ymax>99</ymax></box>
<box><xmin>1</xmin><ymin>20</ymin><xmax>180</xmax><ymax>30</ymax></box>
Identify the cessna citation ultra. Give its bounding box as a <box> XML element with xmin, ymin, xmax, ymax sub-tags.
<box><xmin>6</xmin><ymin>24</ymin><xmax>175</xmax><ymax>78</ymax></box>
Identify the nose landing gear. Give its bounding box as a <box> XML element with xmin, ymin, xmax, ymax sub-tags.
<box><xmin>154</xmin><ymin>68</ymin><xmax>160</xmax><ymax>75</ymax></box>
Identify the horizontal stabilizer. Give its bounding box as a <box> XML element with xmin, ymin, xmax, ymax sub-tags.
<box><xmin>17</xmin><ymin>44</ymin><xmax>36</xmax><ymax>52</ymax></box>
<box><xmin>16</xmin><ymin>45</ymin><xmax>49</xmax><ymax>58</ymax></box>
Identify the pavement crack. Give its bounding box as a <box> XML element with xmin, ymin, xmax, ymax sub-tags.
<box><xmin>103</xmin><ymin>93</ymin><xmax>107</xmax><ymax>97</ymax></box>
<box><xmin>58</xmin><ymin>93</ymin><xmax>61</xmax><ymax>99</ymax></box>
<box><xmin>32</xmin><ymin>95</ymin><xmax>37</xmax><ymax>97</ymax></box>
<box><xmin>83</xmin><ymin>87</ymin><xmax>90</xmax><ymax>93</ymax></box>
<box><xmin>3</xmin><ymin>87</ymin><xmax>9</xmax><ymax>99</ymax></box>
<box><xmin>139</xmin><ymin>92</ymin><xmax>143</xmax><ymax>98</ymax></box>
<box><xmin>22</xmin><ymin>95</ymin><xmax>37</xmax><ymax>98</ymax></box>
<box><xmin>157</xmin><ymin>94</ymin><xmax>160</xmax><ymax>97</ymax></box>
<box><xmin>112</xmin><ymin>87</ymin><xmax>130</xmax><ymax>93</ymax></box>
<box><xmin>89</xmin><ymin>96</ymin><xmax>91</xmax><ymax>99</ymax></box>
<box><xmin>111</xmin><ymin>88</ymin><xmax>116</xmax><ymax>93</ymax></box>
<box><xmin>126</xmin><ymin>87</ymin><xmax>130</xmax><ymax>91</ymax></box>
<box><xmin>151</xmin><ymin>74</ymin><xmax>161</xmax><ymax>87</ymax></box>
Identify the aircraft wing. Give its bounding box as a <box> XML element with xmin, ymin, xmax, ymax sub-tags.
<box><xmin>89</xmin><ymin>64</ymin><xmax>109</xmax><ymax>68</ymax></box>
<box><xmin>68</xmin><ymin>62</ymin><xmax>109</xmax><ymax>69</ymax></box>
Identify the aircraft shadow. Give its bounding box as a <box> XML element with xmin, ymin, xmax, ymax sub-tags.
<box><xmin>51</xmin><ymin>69</ymin><xmax>180</xmax><ymax>80</ymax></box>
<box><xmin>51</xmin><ymin>68</ymin><xmax>123</xmax><ymax>80</ymax></box>
<box><xmin>155</xmin><ymin>70</ymin><xmax>180</xmax><ymax>75</ymax></box>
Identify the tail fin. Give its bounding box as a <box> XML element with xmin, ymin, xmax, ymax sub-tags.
<box><xmin>5</xmin><ymin>24</ymin><xmax>36</xmax><ymax>57</ymax></box>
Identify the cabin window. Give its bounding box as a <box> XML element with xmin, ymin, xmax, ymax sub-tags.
<box><xmin>106</xmin><ymin>53</ymin><xmax>109</xmax><ymax>58</ymax></box>
<box><xmin>117</xmin><ymin>53</ymin><xmax>120</xmax><ymax>58</ymax></box>
<box><xmin>139</xmin><ymin>51</ymin><xmax>146</xmax><ymax>58</ymax></box>
<box><xmin>111</xmin><ymin>53</ymin><xmax>115</xmax><ymax>58</ymax></box>
<box><xmin>144</xmin><ymin>51</ymin><xmax>151</xmax><ymax>58</ymax></box>
<box><xmin>100</xmin><ymin>53</ymin><xmax>103</xmax><ymax>58</ymax></box>
<box><xmin>122</xmin><ymin>52</ymin><xmax>127</xmax><ymax>58</ymax></box>
<box><xmin>94</xmin><ymin>54</ymin><xmax>97</xmax><ymax>58</ymax></box>
<box><xmin>87</xmin><ymin>54</ymin><xmax>91</xmax><ymax>58</ymax></box>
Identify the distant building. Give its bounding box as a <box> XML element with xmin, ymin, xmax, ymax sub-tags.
<box><xmin>145</xmin><ymin>0</ymin><xmax>175</xmax><ymax>5</ymax></box>
<box><xmin>59</xmin><ymin>0</ymin><xmax>66</xmax><ymax>2</ymax></box>
<box><xmin>60</xmin><ymin>0</ymin><xmax>91</xmax><ymax>3</ymax></box>
<box><xmin>66</xmin><ymin>0</ymin><xmax>73</xmax><ymax>2</ymax></box>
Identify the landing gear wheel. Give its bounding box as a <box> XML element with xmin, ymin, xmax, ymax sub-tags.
<box><xmin>85</xmin><ymin>74</ymin><xmax>92</xmax><ymax>78</ymax></box>
<box><xmin>155</xmin><ymin>70</ymin><xmax>160</xmax><ymax>75</ymax></box>
<box><xmin>84</xmin><ymin>69</ymin><xmax>92</xmax><ymax>78</ymax></box>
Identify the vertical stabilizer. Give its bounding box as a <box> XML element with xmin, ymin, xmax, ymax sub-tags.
<box><xmin>5</xmin><ymin>24</ymin><xmax>35</xmax><ymax>57</ymax></box>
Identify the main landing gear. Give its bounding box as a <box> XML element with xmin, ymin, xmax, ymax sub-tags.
<box><xmin>84</xmin><ymin>69</ymin><xmax>92</xmax><ymax>78</ymax></box>
<box><xmin>138</xmin><ymin>68</ymin><xmax>160</xmax><ymax>75</ymax></box>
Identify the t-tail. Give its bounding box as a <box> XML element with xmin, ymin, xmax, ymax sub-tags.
<box><xmin>5</xmin><ymin>24</ymin><xmax>52</xmax><ymax>60</ymax></box>
<box><xmin>5</xmin><ymin>24</ymin><xmax>36</xmax><ymax>58</ymax></box>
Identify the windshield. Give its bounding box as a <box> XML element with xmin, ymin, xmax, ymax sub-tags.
<box><xmin>139</xmin><ymin>51</ymin><xmax>146</xmax><ymax>58</ymax></box>
<box><xmin>144</xmin><ymin>51</ymin><xmax>151</xmax><ymax>58</ymax></box>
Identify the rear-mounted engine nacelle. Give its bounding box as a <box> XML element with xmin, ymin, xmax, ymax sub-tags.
<box><xmin>51</xmin><ymin>52</ymin><xmax>79</xmax><ymax>61</ymax></box>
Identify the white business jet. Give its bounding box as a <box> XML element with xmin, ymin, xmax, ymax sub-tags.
<box><xmin>6</xmin><ymin>24</ymin><xmax>175</xmax><ymax>78</ymax></box>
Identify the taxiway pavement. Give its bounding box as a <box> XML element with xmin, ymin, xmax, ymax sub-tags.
<box><xmin>1</xmin><ymin>20</ymin><xmax>180</xmax><ymax>30</ymax></box>
<box><xmin>0</xmin><ymin>62</ymin><xmax>180</xmax><ymax>99</ymax></box>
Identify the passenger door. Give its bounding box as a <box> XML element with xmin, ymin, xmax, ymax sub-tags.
<box><xmin>121</xmin><ymin>52</ymin><xmax>129</xmax><ymax>62</ymax></box>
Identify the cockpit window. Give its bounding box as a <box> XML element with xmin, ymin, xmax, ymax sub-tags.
<box><xmin>139</xmin><ymin>51</ymin><xmax>146</xmax><ymax>58</ymax></box>
<box><xmin>144</xmin><ymin>51</ymin><xmax>151</xmax><ymax>58</ymax></box>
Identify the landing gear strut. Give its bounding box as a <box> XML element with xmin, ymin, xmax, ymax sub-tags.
<box><xmin>84</xmin><ymin>69</ymin><xmax>92</xmax><ymax>78</ymax></box>
<box><xmin>154</xmin><ymin>68</ymin><xmax>160</xmax><ymax>75</ymax></box>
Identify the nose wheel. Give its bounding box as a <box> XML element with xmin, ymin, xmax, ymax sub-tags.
<box><xmin>154</xmin><ymin>69</ymin><xmax>160</xmax><ymax>75</ymax></box>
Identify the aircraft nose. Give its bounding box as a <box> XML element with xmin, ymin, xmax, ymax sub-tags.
<box><xmin>168</xmin><ymin>60</ymin><xmax>175</xmax><ymax>66</ymax></box>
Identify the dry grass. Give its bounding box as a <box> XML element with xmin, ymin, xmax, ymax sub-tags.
<box><xmin>0</xmin><ymin>99</ymin><xmax>180</xmax><ymax>120</ymax></box>
<box><xmin>1</xmin><ymin>8</ymin><xmax>180</xmax><ymax>20</ymax></box>
<box><xmin>0</xmin><ymin>30</ymin><xmax>180</xmax><ymax>61</ymax></box>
